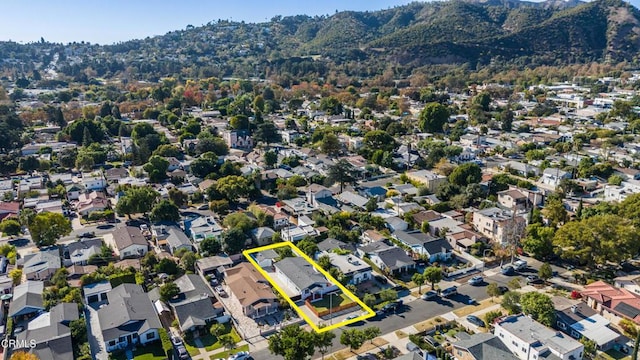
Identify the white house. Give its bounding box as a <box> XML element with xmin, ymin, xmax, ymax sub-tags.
<box><xmin>81</xmin><ymin>172</ymin><xmax>107</xmax><ymax>191</ymax></box>
<box><xmin>495</xmin><ymin>315</ymin><xmax>584</xmax><ymax>360</ymax></box>
<box><xmin>274</xmin><ymin>256</ymin><xmax>336</xmax><ymax>301</ymax></box>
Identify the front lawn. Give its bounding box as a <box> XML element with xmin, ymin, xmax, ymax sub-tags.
<box><xmin>311</xmin><ymin>293</ymin><xmax>354</xmax><ymax>312</ymax></box>
<box><xmin>210</xmin><ymin>344</ymin><xmax>249</xmax><ymax>359</ymax></box>
<box><xmin>110</xmin><ymin>342</ymin><xmax>166</xmax><ymax>360</ymax></box>
<box><xmin>184</xmin><ymin>323</ymin><xmax>242</xmax><ymax>354</ymax></box>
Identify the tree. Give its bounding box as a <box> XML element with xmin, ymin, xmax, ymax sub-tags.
<box><xmin>418</xmin><ymin>102</ymin><xmax>449</xmax><ymax>133</ymax></box>
<box><xmin>542</xmin><ymin>198</ymin><xmax>568</xmax><ymax>228</ymax></box>
<box><xmin>222</xmin><ymin>213</ymin><xmax>256</xmax><ymax>233</ymax></box>
<box><xmin>180</xmin><ymin>251</ymin><xmax>198</xmax><ymax>272</ymax></box>
<box><xmin>9</xmin><ymin>268</ymin><xmax>22</xmax><ymax>285</ymax></box>
<box><xmin>254</xmin><ymin>122</ymin><xmax>282</xmax><ymax>144</ymax></box>
<box><xmin>10</xmin><ymin>352</ymin><xmax>38</xmax><ymax>360</ymax></box>
<box><xmin>507</xmin><ymin>278</ymin><xmax>521</xmax><ymax>290</ymax></box>
<box><xmin>363</xmin><ymin>327</ymin><xmax>381</xmax><ymax>344</ymax></box>
<box><xmin>264</xmin><ymin>150</ymin><xmax>277</xmax><ymax>168</ymax></box>
<box><xmin>168</xmin><ymin>188</ymin><xmax>188</xmax><ymax>208</ymax></box>
<box><xmin>143</xmin><ymin>155</ymin><xmax>169</xmax><ymax>183</ymax></box>
<box><xmin>115</xmin><ymin>186</ymin><xmax>159</xmax><ymax>218</ymax></box>
<box><xmin>297</xmin><ymin>239</ymin><xmax>318</xmax><ymax>257</ymax></box>
<box><xmin>221</xmin><ymin>228</ymin><xmax>248</xmax><ymax>254</ymax></box>
<box><xmin>159</xmin><ymin>282</ymin><xmax>180</xmax><ymax>302</ymax></box>
<box><xmin>29</xmin><ymin>212</ymin><xmax>72</xmax><ymax>247</ymax></box>
<box><xmin>195</xmin><ymin>137</ymin><xmax>228</xmax><ymax>156</ymax></box>
<box><xmin>363</xmin><ymin>293</ymin><xmax>377</xmax><ymax>307</ymax></box>
<box><xmin>268</xmin><ymin>324</ymin><xmax>317</xmax><ymax>360</ymax></box>
<box><xmin>484</xmin><ymin>310</ymin><xmax>502</xmax><ymax>327</ymax></box>
<box><xmin>319</xmin><ymin>96</ymin><xmax>343</xmax><ymax>115</ymax></box>
<box><xmin>210</xmin><ymin>323</ymin><xmax>225</xmax><ymax>338</ymax></box>
<box><xmin>215</xmin><ymin>175</ymin><xmax>250</xmax><ymax>202</ymax></box>
<box><xmin>412</xmin><ymin>273</ymin><xmax>425</xmax><ymax>294</ymax></box>
<box><xmin>314</xmin><ymin>328</ymin><xmax>336</xmax><ymax>360</ymax></box>
<box><xmin>580</xmin><ymin>337</ymin><xmax>597</xmax><ymax>360</ymax></box>
<box><xmin>520</xmin><ymin>292</ymin><xmax>555</xmax><ymax>327</ymax></box>
<box><xmin>538</xmin><ymin>263</ymin><xmax>553</xmax><ymax>281</ymax></box>
<box><xmin>501</xmin><ymin>291</ymin><xmax>521</xmax><ymax>314</ymax></box>
<box><xmin>0</xmin><ymin>218</ymin><xmax>21</xmax><ymax>236</ymax></box>
<box><xmin>486</xmin><ymin>282</ymin><xmax>501</xmax><ymax>301</ymax></box>
<box><xmin>326</xmin><ymin>159</ymin><xmax>356</xmax><ymax>192</ymax></box>
<box><xmin>448</xmin><ymin>163</ymin><xmax>482</xmax><ymax>187</ymax></box>
<box><xmin>423</xmin><ymin>266</ymin><xmax>443</xmax><ymax>290</ymax></box>
<box><xmin>341</xmin><ymin>329</ymin><xmax>366</xmax><ymax>352</ymax></box>
<box><xmin>149</xmin><ymin>199</ymin><xmax>180</xmax><ymax>223</ymax></box>
<box><xmin>379</xmin><ymin>288</ymin><xmax>398</xmax><ymax>302</ymax></box>
<box><xmin>522</xmin><ymin>224</ymin><xmax>555</xmax><ymax>260</ymax></box>
<box><xmin>218</xmin><ymin>334</ymin><xmax>236</xmax><ymax>351</ymax></box>
<box><xmin>553</xmin><ymin>214</ymin><xmax>640</xmax><ymax>268</ymax></box>
<box><xmin>320</xmin><ymin>132</ymin><xmax>341</xmax><ymax>156</ymax></box>
<box><xmin>363</xmin><ymin>130</ymin><xmax>396</xmax><ymax>154</ymax></box>
<box><xmin>155</xmin><ymin>258</ymin><xmax>179</xmax><ymax>275</ymax></box>
<box><xmin>199</xmin><ymin>237</ymin><xmax>221</xmax><ymax>256</ymax></box>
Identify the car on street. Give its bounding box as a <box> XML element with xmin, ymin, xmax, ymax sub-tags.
<box><xmin>513</xmin><ymin>260</ymin><xmax>528</xmax><ymax>271</ymax></box>
<box><xmin>421</xmin><ymin>290</ymin><xmax>438</xmax><ymax>300</ymax></box>
<box><xmin>527</xmin><ymin>275</ymin><xmax>544</xmax><ymax>285</ymax></box>
<box><xmin>356</xmin><ymin>355</ymin><xmax>377</xmax><ymax>360</ymax></box>
<box><xmin>468</xmin><ymin>276</ymin><xmax>484</xmax><ymax>286</ymax></box>
<box><xmin>466</xmin><ymin>315</ymin><xmax>485</xmax><ymax>327</ymax></box>
<box><xmin>501</xmin><ymin>265</ymin><xmax>515</xmax><ymax>275</ymax></box>
<box><xmin>498</xmin><ymin>285</ymin><xmax>509</xmax><ymax>294</ymax></box>
<box><xmin>210</xmin><ymin>278</ymin><xmax>219</xmax><ymax>286</ymax></box>
<box><xmin>78</xmin><ymin>231</ymin><xmax>95</xmax><ymax>238</ymax></box>
<box><xmin>215</xmin><ymin>286</ymin><xmax>227</xmax><ymax>297</ymax></box>
<box><xmin>346</xmin><ymin>314</ymin><xmax>359</xmax><ymax>320</ymax></box>
<box><xmin>441</xmin><ymin>286</ymin><xmax>458</xmax><ymax>298</ymax></box>
<box><xmin>227</xmin><ymin>351</ymin><xmax>251</xmax><ymax>360</ymax></box>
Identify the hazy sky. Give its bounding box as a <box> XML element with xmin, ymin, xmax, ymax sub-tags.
<box><xmin>0</xmin><ymin>0</ymin><xmax>415</xmax><ymax>44</ymax></box>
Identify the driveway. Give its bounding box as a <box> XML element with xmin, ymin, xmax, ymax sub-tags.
<box><xmin>85</xmin><ymin>304</ymin><xmax>108</xmax><ymax>360</ymax></box>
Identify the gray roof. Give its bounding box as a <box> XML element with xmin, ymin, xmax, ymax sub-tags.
<box><xmin>83</xmin><ymin>281</ymin><xmax>113</xmax><ymax>297</ymax></box>
<box><xmin>8</xmin><ymin>280</ymin><xmax>44</xmax><ymax>317</ymax></box>
<box><xmin>154</xmin><ymin>224</ymin><xmax>193</xmax><ymax>252</ymax></box>
<box><xmin>251</xmin><ymin>226</ymin><xmax>275</xmax><ymax>240</ymax></box>
<box><xmin>317</xmin><ymin>238</ymin><xmax>355</xmax><ymax>253</ymax></box>
<box><xmin>15</xmin><ymin>302</ymin><xmax>78</xmax><ymax>360</ymax></box>
<box><xmin>67</xmin><ymin>238</ymin><xmax>102</xmax><ymax>263</ymax></box>
<box><xmin>196</xmin><ymin>256</ymin><xmax>233</xmax><ymax>272</ymax></box>
<box><xmin>358</xmin><ymin>241</ymin><xmax>393</xmax><ymax>254</ymax></box>
<box><xmin>23</xmin><ymin>249</ymin><xmax>61</xmax><ymax>277</ymax></box>
<box><xmin>112</xmin><ymin>226</ymin><xmax>147</xmax><ymax>250</ymax></box>
<box><xmin>453</xmin><ymin>333</ymin><xmax>518</xmax><ymax>360</ymax></box>
<box><xmin>173</xmin><ymin>296</ymin><xmax>223</xmax><ymax>332</ymax></box>
<box><xmin>171</xmin><ymin>274</ymin><xmax>212</xmax><ymax>303</ymax></box>
<box><xmin>26</xmin><ymin>335</ymin><xmax>73</xmax><ymax>360</ymax></box>
<box><xmin>337</xmin><ymin>191</ymin><xmax>369</xmax><ymax>208</ymax></box>
<box><xmin>98</xmin><ymin>283</ymin><xmax>161</xmax><ymax>342</ymax></box>
<box><xmin>275</xmin><ymin>257</ymin><xmax>328</xmax><ymax>291</ymax></box>
<box><xmin>375</xmin><ymin>247</ymin><xmax>415</xmax><ymax>271</ymax></box>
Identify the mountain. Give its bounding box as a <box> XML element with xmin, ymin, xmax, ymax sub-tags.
<box><xmin>1</xmin><ymin>0</ymin><xmax>639</xmax><ymax>81</ymax></box>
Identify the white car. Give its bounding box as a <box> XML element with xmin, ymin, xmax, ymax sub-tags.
<box><xmin>227</xmin><ymin>351</ymin><xmax>251</xmax><ymax>360</ymax></box>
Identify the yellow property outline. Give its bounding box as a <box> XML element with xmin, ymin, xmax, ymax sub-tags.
<box><xmin>242</xmin><ymin>241</ymin><xmax>375</xmax><ymax>332</ymax></box>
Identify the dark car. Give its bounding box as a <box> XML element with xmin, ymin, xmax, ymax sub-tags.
<box><xmin>527</xmin><ymin>275</ymin><xmax>545</xmax><ymax>285</ymax></box>
<box><xmin>466</xmin><ymin>315</ymin><xmax>485</xmax><ymax>327</ymax></box>
<box><xmin>78</xmin><ymin>231</ymin><xmax>95</xmax><ymax>238</ymax></box>
<box><xmin>501</xmin><ymin>266</ymin><xmax>515</xmax><ymax>276</ymax></box>
<box><xmin>498</xmin><ymin>285</ymin><xmax>509</xmax><ymax>294</ymax></box>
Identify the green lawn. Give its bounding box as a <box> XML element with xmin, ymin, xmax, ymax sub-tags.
<box><xmin>210</xmin><ymin>344</ymin><xmax>250</xmax><ymax>359</ymax></box>
<box><xmin>110</xmin><ymin>342</ymin><xmax>167</xmax><ymax>360</ymax></box>
<box><xmin>311</xmin><ymin>293</ymin><xmax>354</xmax><ymax>312</ymax></box>
<box><xmin>184</xmin><ymin>323</ymin><xmax>243</xmax><ymax>354</ymax></box>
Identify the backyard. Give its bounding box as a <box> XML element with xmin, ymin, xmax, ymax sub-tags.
<box><xmin>184</xmin><ymin>323</ymin><xmax>242</xmax><ymax>356</ymax></box>
<box><xmin>311</xmin><ymin>293</ymin><xmax>354</xmax><ymax>312</ymax></box>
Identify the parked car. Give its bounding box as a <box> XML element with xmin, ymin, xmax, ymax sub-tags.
<box><xmin>513</xmin><ymin>260</ymin><xmax>528</xmax><ymax>271</ymax></box>
<box><xmin>498</xmin><ymin>286</ymin><xmax>509</xmax><ymax>294</ymax></box>
<box><xmin>527</xmin><ymin>275</ymin><xmax>544</xmax><ymax>285</ymax></box>
<box><xmin>466</xmin><ymin>315</ymin><xmax>485</xmax><ymax>327</ymax></box>
<box><xmin>171</xmin><ymin>335</ymin><xmax>183</xmax><ymax>347</ymax></box>
<box><xmin>227</xmin><ymin>351</ymin><xmax>251</xmax><ymax>360</ymax></box>
<box><xmin>78</xmin><ymin>231</ymin><xmax>95</xmax><ymax>238</ymax></box>
<box><xmin>421</xmin><ymin>290</ymin><xmax>438</xmax><ymax>300</ymax></box>
<box><xmin>215</xmin><ymin>286</ymin><xmax>227</xmax><ymax>297</ymax></box>
<box><xmin>345</xmin><ymin>314</ymin><xmax>359</xmax><ymax>320</ymax></box>
<box><xmin>210</xmin><ymin>278</ymin><xmax>219</xmax><ymax>286</ymax></box>
<box><xmin>501</xmin><ymin>265</ymin><xmax>515</xmax><ymax>276</ymax></box>
<box><xmin>441</xmin><ymin>286</ymin><xmax>458</xmax><ymax>298</ymax></box>
<box><xmin>176</xmin><ymin>345</ymin><xmax>189</xmax><ymax>359</ymax></box>
<box><xmin>468</xmin><ymin>276</ymin><xmax>484</xmax><ymax>286</ymax></box>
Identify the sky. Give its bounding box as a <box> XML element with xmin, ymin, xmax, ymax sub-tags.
<box><xmin>0</xmin><ymin>0</ymin><xmax>415</xmax><ymax>45</ymax></box>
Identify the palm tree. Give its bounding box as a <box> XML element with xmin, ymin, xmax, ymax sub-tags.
<box><xmin>412</xmin><ymin>273</ymin><xmax>425</xmax><ymax>294</ymax></box>
<box><xmin>326</xmin><ymin>159</ymin><xmax>356</xmax><ymax>192</ymax></box>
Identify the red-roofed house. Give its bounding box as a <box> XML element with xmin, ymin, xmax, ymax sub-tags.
<box><xmin>0</xmin><ymin>202</ymin><xmax>19</xmax><ymax>221</ymax></box>
<box><xmin>582</xmin><ymin>281</ymin><xmax>640</xmax><ymax>325</ymax></box>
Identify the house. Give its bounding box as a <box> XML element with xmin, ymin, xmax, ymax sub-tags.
<box><xmin>98</xmin><ymin>283</ymin><xmax>162</xmax><ymax>352</ymax></box>
<box><xmin>360</xmin><ymin>186</ymin><xmax>387</xmax><ymax>201</ymax></box>
<box><xmin>306</xmin><ymin>184</ymin><xmax>333</xmax><ymax>207</ymax></box>
<box><xmin>361</xmin><ymin>230</ymin><xmax>387</xmax><ymax>243</ymax></box>
<box><xmin>281</xmin><ymin>225</ymin><xmax>318</xmax><ymax>242</ymax></box>
<box><xmin>184</xmin><ymin>216</ymin><xmax>223</xmax><ymax>243</ymax></box>
<box><xmin>582</xmin><ymin>281</ymin><xmax>640</xmax><ymax>325</ymax></box>
<box><xmin>107</xmin><ymin>226</ymin><xmax>148</xmax><ymax>259</ymax></box>
<box><xmin>497</xmin><ymin>189</ymin><xmax>529</xmax><ymax>211</ymax></box>
<box><xmin>22</xmin><ymin>249</ymin><xmax>61</xmax><ymax>281</ymax></box>
<box><xmin>166</xmin><ymin>157</ymin><xmax>182</xmax><ymax>171</ymax></box>
<box><xmin>614</xmin><ymin>274</ymin><xmax>640</xmax><ymax>295</ymax></box>
<box><xmin>225</xmin><ymin>262</ymin><xmax>279</xmax><ymax>319</ymax></box>
<box><xmin>83</xmin><ymin>281</ymin><xmax>112</xmax><ymax>304</ymax></box>
<box><xmin>8</xmin><ymin>281</ymin><xmax>45</xmax><ymax>319</ymax></box>
<box><xmin>336</xmin><ymin>191</ymin><xmax>369</xmax><ymax>209</ymax></box>
<box><xmin>385</xmin><ymin>216</ymin><xmax>409</xmax><ymax>232</ymax></box>
<box><xmin>357</xmin><ymin>241</ymin><xmax>393</xmax><ymax>258</ymax></box>
<box><xmin>77</xmin><ymin>191</ymin><xmax>110</xmax><ymax>217</ymax></box>
<box><xmin>405</xmin><ymin>170</ymin><xmax>447</xmax><ymax>192</ymax></box>
<box><xmin>196</xmin><ymin>256</ymin><xmax>234</xmax><ymax>277</ymax></box>
<box><xmin>252</xmin><ymin>249</ymin><xmax>279</xmax><ymax>268</ymax></box>
<box><xmin>393</xmin><ymin>231</ymin><xmax>453</xmax><ymax>262</ymax></box>
<box><xmin>0</xmin><ymin>201</ymin><xmax>19</xmax><ymax>221</ymax></box>
<box><xmin>452</xmin><ymin>333</ymin><xmax>518</xmax><ymax>360</ymax></box>
<box><xmin>495</xmin><ymin>315</ymin><xmax>584</xmax><ymax>360</ymax></box>
<box><xmin>65</xmin><ymin>238</ymin><xmax>102</xmax><ymax>266</ymax></box>
<box><xmin>251</xmin><ymin>227</ymin><xmax>275</xmax><ymax>246</ymax></box>
<box><xmin>540</xmin><ymin>168</ymin><xmax>572</xmax><ymax>189</ymax></box>
<box><xmin>369</xmin><ymin>247</ymin><xmax>416</xmax><ymax>275</ymax></box>
<box><xmin>105</xmin><ymin>167</ymin><xmax>129</xmax><ymax>183</ymax></box>
<box><xmin>273</xmin><ymin>212</ymin><xmax>289</xmax><ymax>230</ymax></box>
<box><xmin>553</xmin><ymin>297</ymin><xmax>621</xmax><ymax>351</ymax></box>
<box><xmin>502</xmin><ymin>161</ymin><xmax>540</xmax><ymax>177</ymax></box>
<box><xmin>81</xmin><ymin>172</ymin><xmax>107</xmax><ymax>191</ymax></box>
<box><xmin>169</xmin><ymin>274</ymin><xmax>225</xmax><ymax>334</ymax></box>
<box><xmin>472</xmin><ymin>207</ymin><xmax>526</xmax><ymax>245</ymax></box>
<box><xmin>222</xmin><ymin>129</ymin><xmax>253</xmax><ymax>150</ymax></box>
<box><xmin>152</xmin><ymin>224</ymin><xmax>193</xmax><ymax>255</ymax></box>
<box><xmin>66</xmin><ymin>264</ymin><xmax>98</xmax><ymax>287</ymax></box>
<box><xmin>65</xmin><ymin>184</ymin><xmax>85</xmax><ymax>201</ymax></box>
<box><xmin>326</xmin><ymin>253</ymin><xmax>372</xmax><ymax>285</ymax></box>
<box><xmin>317</xmin><ymin>238</ymin><xmax>356</xmax><ymax>254</ymax></box>
<box><xmin>15</xmin><ymin>302</ymin><xmax>78</xmax><ymax>360</ymax></box>
<box><xmin>274</xmin><ymin>256</ymin><xmax>337</xmax><ymax>301</ymax></box>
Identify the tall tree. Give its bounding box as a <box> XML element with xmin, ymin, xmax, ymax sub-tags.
<box><xmin>29</xmin><ymin>212</ymin><xmax>72</xmax><ymax>247</ymax></box>
<box><xmin>143</xmin><ymin>155</ymin><xmax>169</xmax><ymax>183</ymax></box>
<box><xmin>215</xmin><ymin>175</ymin><xmax>250</xmax><ymax>203</ymax></box>
<box><xmin>326</xmin><ymin>159</ymin><xmax>356</xmax><ymax>192</ymax></box>
<box><xmin>520</xmin><ymin>292</ymin><xmax>555</xmax><ymax>327</ymax></box>
<box><xmin>268</xmin><ymin>324</ymin><xmax>317</xmax><ymax>360</ymax></box>
<box><xmin>423</xmin><ymin>266</ymin><xmax>443</xmax><ymax>290</ymax></box>
<box><xmin>418</xmin><ymin>102</ymin><xmax>449</xmax><ymax>133</ymax></box>
<box><xmin>159</xmin><ymin>282</ymin><xmax>180</xmax><ymax>302</ymax></box>
<box><xmin>412</xmin><ymin>273</ymin><xmax>425</xmax><ymax>294</ymax></box>
<box><xmin>221</xmin><ymin>228</ymin><xmax>248</xmax><ymax>254</ymax></box>
<box><xmin>320</xmin><ymin>132</ymin><xmax>341</xmax><ymax>156</ymax></box>
<box><xmin>448</xmin><ymin>163</ymin><xmax>482</xmax><ymax>187</ymax></box>
<box><xmin>341</xmin><ymin>329</ymin><xmax>366</xmax><ymax>352</ymax></box>
<box><xmin>149</xmin><ymin>199</ymin><xmax>180</xmax><ymax>223</ymax></box>
<box><xmin>314</xmin><ymin>328</ymin><xmax>336</xmax><ymax>360</ymax></box>
<box><xmin>538</xmin><ymin>263</ymin><xmax>553</xmax><ymax>280</ymax></box>
<box><xmin>542</xmin><ymin>198</ymin><xmax>568</xmax><ymax>228</ymax></box>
